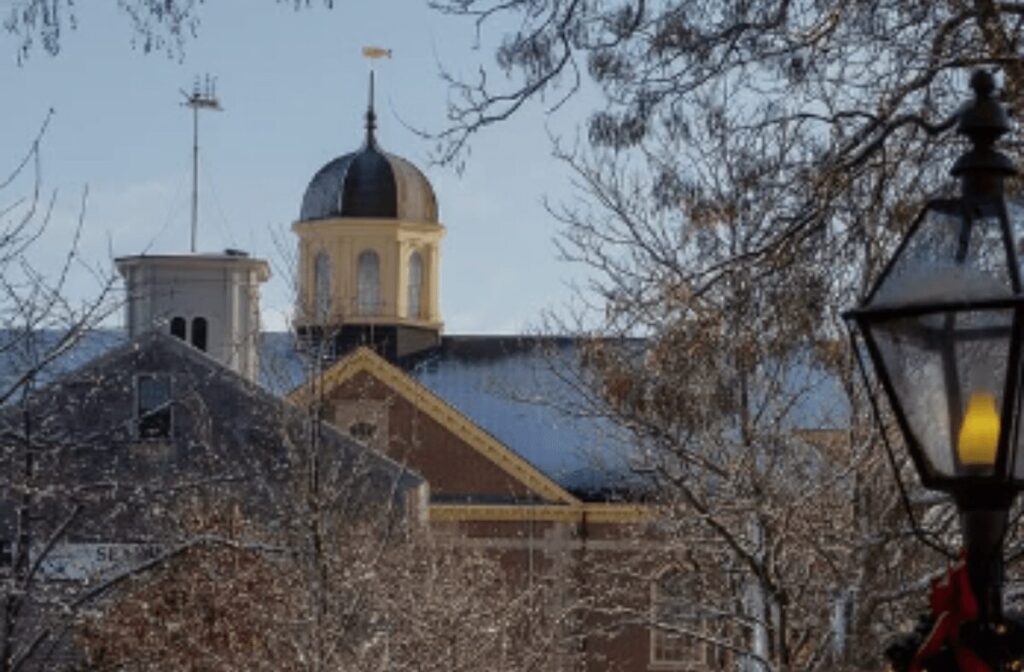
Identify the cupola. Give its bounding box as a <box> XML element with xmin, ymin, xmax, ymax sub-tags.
<box><xmin>293</xmin><ymin>72</ymin><xmax>445</xmax><ymax>363</ymax></box>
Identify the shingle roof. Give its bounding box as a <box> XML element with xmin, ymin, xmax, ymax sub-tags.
<box><xmin>4</xmin><ymin>330</ymin><xmax>850</xmax><ymax>500</ymax></box>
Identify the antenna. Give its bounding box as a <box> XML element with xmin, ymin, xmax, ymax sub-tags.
<box><xmin>180</xmin><ymin>74</ymin><xmax>223</xmax><ymax>253</ymax></box>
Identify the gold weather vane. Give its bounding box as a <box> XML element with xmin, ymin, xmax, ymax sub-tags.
<box><xmin>362</xmin><ymin>46</ymin><xmax>392</xmax><ymax>59</ymax></box>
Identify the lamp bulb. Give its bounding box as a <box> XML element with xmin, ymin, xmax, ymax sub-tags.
<box><xmin>958</xmin><ymin>391</ymin><xmax>1000</xmax><ymax>467</ymax></box>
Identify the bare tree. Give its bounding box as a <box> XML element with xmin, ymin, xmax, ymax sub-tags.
<box><xmin>72</xmin><ymin>356</ymin><xmax>574</xmax><ymax>672</ymax></box>
<box><xmin>3</xmin><ymin>0</ymin><xmax>341</xmax><ymax>63</ymax></box>
<box><xmin>426</xmin><ymin>0</ymin><xmax>1024</xmax><ymax>336</ymax></box>
<box><xmin>77</xmin><ymin>518</ymin><xmax>577</xmax><ymax>672</ymax></box>
<box><xmin>421</xmin><ymin>3</ymin><xmax>1024</xmax><ymax>669</ymax></box>
<box><xmin>0</xmin><ymin>109</ymin><xmax>123</xmax><ymax>672</ymax></box>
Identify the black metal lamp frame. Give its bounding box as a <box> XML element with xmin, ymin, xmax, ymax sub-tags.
<box><xmin>846</xmin><ymin>198</ymin><xmax>1024</xmax><ymax>511</ymax></box>
<box><xmin>846</xmin><ymin>70</ymin><xmax>1024</xmax><ymax>647</ymax></box>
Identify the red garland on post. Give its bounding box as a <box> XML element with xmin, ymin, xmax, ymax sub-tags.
<box><xmin>910</xmin><ymin>554</ymin><xmax>988</xmax><ymax>672</ymax></box>
<box><xmin>886</xmin><ymin>551</ymin><xmax>1024</xmax><ymax>672</ymax></box>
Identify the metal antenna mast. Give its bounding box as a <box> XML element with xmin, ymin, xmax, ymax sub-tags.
<box><xmin>181</xmin><ymin>75</ymin><xmax>222</xmax><ymax>253</ymax></box>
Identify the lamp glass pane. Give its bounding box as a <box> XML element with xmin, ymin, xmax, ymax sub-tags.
<box><xmin>870</xmin><ymin>206</ymin><xmax>1013</xmax><ymax>309</ymax></box>
<box><xmin>1012</xmin><ymin>355</ymin><xmax>1024</xmax><ymax>482</ymax></box>
<box><xmin>869</xmin><ymin>308</ymin><xmax>1011</xmax><ymax>480</ymax></box>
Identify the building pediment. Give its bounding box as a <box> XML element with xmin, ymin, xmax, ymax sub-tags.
<box><xmin>290</xmin><ymin>346</ymin><xmax>580</xmax><ymax>506</ymax></box>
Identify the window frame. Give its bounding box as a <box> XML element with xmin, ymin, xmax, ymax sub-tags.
<box><xmin>314</xmin><ymin>250</ymin><xmax>332</xmax><ymax>318</ymax></box>
<box><xmin>649</xmin><ymin>568</ymin><xmax>708</xmax><ymax>670</ymax></box>
<box><xmin>407</xmin><ymin>250</ymin><xmax>423</xmax><ymax>319</ymax></box>
<box><xmin>357</xmin><ymin>249</ymin><xmax>381</xmax><ymax>316</ymax></box>
<box><xmin>191</xmin><ymin>316</ymin><xmax>208</xmax><ymax>352</ymax></box>
<box><xmin>135</xmin><ymin>373</ymin><xmax>174</xmax><ymax>440</ymax></box>
<box><xmin>170</xmin><ymin>316</ymin><xmax>186</xmax><ymax>340</ymax></box>
<box><xmin>349</xmin><ymin>421</ymin><xmax>378</xmax><ymax>444</ymax></box>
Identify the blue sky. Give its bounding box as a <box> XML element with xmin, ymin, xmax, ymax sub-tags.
<box><xmin>2</xmin><ymin>1</ymin><xmax>597</xmax><ymax>333</ymax></box>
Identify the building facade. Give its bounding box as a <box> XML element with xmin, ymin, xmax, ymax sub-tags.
<box><xmin>285</xmin><ymin>86</ymin><xmax>730</xmax><ymax>672</ymax></box>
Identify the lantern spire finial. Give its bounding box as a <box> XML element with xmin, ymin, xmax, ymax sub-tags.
<box><xmin>971</xmin><ymin>70</ymin><xmax>996</xmax><ymax>98</ymax></box>
<box><xmin>952</xmin><ymin>69</ymin><xmax>1016</xmax><ymax>196</ymax></box>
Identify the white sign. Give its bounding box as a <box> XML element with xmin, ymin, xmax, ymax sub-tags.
<box><xmin>38</xmin><ymin>542</ymin><xmax>164</xmax><ymax>581</ymax></box>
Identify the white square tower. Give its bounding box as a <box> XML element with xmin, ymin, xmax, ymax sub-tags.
<box><xmin>116</xmin><ymin>251</ymin><xmax>270</xmax><ymax>382</ymax></box>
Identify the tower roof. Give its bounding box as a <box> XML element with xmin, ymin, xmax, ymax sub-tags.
<box><xmin>299</xmin><ymin>72</ymin><xmax>438</xmax><ymax>223</ymax></box>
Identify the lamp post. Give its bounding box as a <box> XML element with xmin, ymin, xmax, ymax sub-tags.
<box><xmin>846</xmin><ymin>70</ymin><xmax>1024</xmax><ymax>668</ymax></box>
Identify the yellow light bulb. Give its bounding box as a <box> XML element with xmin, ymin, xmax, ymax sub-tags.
<box><xmin>958</xmin><ymin>392</ymin><xmax>1001</xmax><ymax>467</ymax></box>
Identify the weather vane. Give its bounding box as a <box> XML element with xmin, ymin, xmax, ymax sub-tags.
<box><xmin>362</xmin><ymin>46</ymin><xmax>392</xmax><ymax>60</ymax></box>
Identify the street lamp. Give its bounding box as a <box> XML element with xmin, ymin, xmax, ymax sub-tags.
<box><xmin>846</xmin><ymin>70</ymin><xmax>1024</xmax><ymax>662</ymax></box>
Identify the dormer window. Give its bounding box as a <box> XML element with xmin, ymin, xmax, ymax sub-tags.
<box><xmin>137</xmin><ymin>374</ymin><xmax>172</xmax><ymax>439</ymax></box>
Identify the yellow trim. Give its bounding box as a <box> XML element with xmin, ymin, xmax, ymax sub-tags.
<box><xmin>293</xmin><ymin>218</ymin><xmax>445</xmax><ymax>237</ymax></box>
<box><xmin>584</xmin><ymin>503</ymin><xmax>653</xmax><ymax>524</ymax></box>
<box><xmin>428</xmin><ymin>503</ymin><xmax>652</xmax><ymax>524</ymax></box>
<box><xmin>293</xmin><ymin>217</ymin><xmax>445</xmax><ymax>325</ymax></box>
<box><xmin>290</xmin><ymin>347</ymin><xmax>580</xmax><ymax>506</ymax></box>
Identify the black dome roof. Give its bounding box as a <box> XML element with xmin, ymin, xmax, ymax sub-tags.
<box><xmin>299</xmin><ymin>85</ymin><xmax>437</xmax><ymax>223</ymax></box>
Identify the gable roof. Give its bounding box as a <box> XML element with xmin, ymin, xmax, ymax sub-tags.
<box><xmin>290</xmin><ymin>346</ymin><xmax>580</xmax><ymax>506</ymax></box>
<box><xmin>5</xmin><ymin>331</ymin><xmax>644</xmax><ymax>498</ymax></box>
<box><xmin>6</xmin><ymin>330</ymin><xmax>423</xmax><ymax>498</ymax></box>
<box><xmin>13</xmin><ymin>330</ymin><xmax>850</xmax><ymax>502</ymax></box>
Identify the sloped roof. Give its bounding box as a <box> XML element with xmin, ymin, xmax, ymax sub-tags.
<box><xmin>5</xmin><ymin>330</ymin><xmax>851</xmax><ymax>499</ymax></box>
<box><xmin>400</xmin><ymin>337</ymin><xmax>639</xmax><ymax>498</ymax></box>
<box><xmin>0</xmin><ymin>331</ymin><xmax>425</xmax><ymax>549</ymax></box>
<box><xmin>289</xmin><ymin>345</ymin><xmax>581</xmax><ymax>506</ymax></box>
<box><xmin>3</xmin><ymin>330</ymin><xmax>421</xmax><ymax>495</ymax></box>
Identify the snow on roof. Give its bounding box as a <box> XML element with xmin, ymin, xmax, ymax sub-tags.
<box><xmin>3</xmin><ymin>330</ymin><xmax>850</xmax><ymax>497</ymax></box>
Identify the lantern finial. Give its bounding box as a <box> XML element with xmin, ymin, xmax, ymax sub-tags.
<box><xmin>952</xmin><ymin>69</ymin><xmax>1016</xmax><ymax>195</ymax></box>
<box><xmin>970</xmin><ymin>69</ymin><xmax>997</xmax><ymax>98</ymax></box>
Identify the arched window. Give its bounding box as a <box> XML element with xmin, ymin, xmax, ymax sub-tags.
<box><xmin>170</xmin><ymin>316</ymin><xmax>186</xmax><ymax>340</ymax></box>
<box><xmin>314</xmin><ymin>251</ymin><xmax>331</xmax><ymax>318</ymax></box>
<box><xmin>357</xmin><ymin>250</ymin><xmax>380</xmax><ymax>315</ymax></box>
<box><xmin>407</xmin><ymin>251</ymin><xmax>423</xmax><ymax>318</ymax></box>
<box><xmin>191</xmin><ymin>317</ymin><xmax>208</xmax><ymax>352</ymax></box>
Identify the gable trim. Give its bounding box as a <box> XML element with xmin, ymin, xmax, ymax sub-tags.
<box><xmin>428</xmin><ymin>503</ymin><xmax>651</xmax><ymax>524</ymax></box>
<box><xmin>290</xmin><ymin>347</ymin><xmax>579</xmax><ymax>506</ymax></box>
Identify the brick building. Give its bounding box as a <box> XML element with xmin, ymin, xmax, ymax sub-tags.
<box><xmin>1</xmin><ymin>77</ymin><xmax>770</xmax><ymax>671</ymax></box>
<box><xmin>281</xmin><ymin>82</ymin><xmax>740</xmax><ymax>672</ymax></box>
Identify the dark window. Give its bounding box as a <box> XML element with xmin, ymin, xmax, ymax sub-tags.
<box><xmin>0</xmin><ymin>540</ymin><xmax>10</xmax><ymax>568</ymax></box>
<box><xmin>349</xmin><ymin>421</ymin><xmax>377</xmax><ymax>443</ymax></box>
<box><xmin>170</xmin><ymin>316</ymin><xmax>186</xmax><ymax>340</ymax></box>
<box><xmin>137</xmin><ymin>375</ymin><xmax>172</xmax><ymax>439</ymax></box>
<box><xmin>191</xmin><ymin>317</ymin><xmax>208</xmax><ymax>352</ymax></box>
